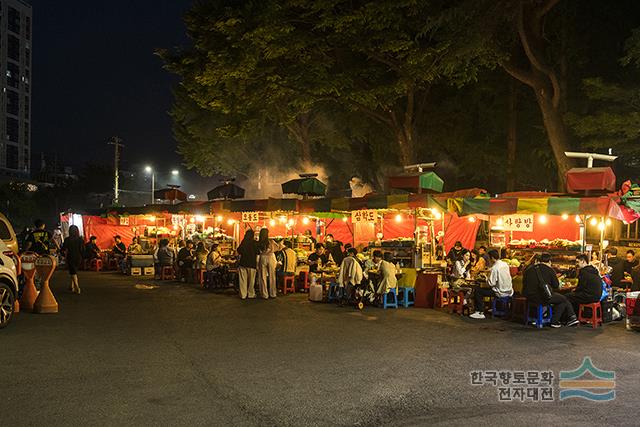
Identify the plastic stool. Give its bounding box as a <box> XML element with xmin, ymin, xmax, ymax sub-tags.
<box><xmin>397</xmin><ymin>287</ymin><xmax>415</xmax><ymax>308</ymax></box>
<box><xmin>298</xmin><ymin>271</ymin><xmax>310</xmax><ymax>292</ymax></box>
<box><xmin>161</xmin><ymin>265</ymin><xmax>175</xmax><ymax>280</ymax></box>
<box><xmin>382</xmin><ymin>288</ymin><xmax>398</xmax><ymax>309</ymax></box>
<box><xmin>526</xmin><ymin>303</ymin><xmax>552</xmax><ymax>328</ymax></box>
<box><xmin>327</xmin><ymin>282</ymin><xmax>342</xmax><ymax>303</ymax></box>
<box><xmin>436</xmin><ymin>287</ymin><xmax>450</xmax><ymax>308</ymax></box>
<box><xmin>448</xmin><ymin>291</ymin><xmax>466</xmax><ymax>315</ymax></box>
<box><xmin>90</xmin><ymin>259</ymin><xmax>103</xmax><ymax>272</ymax></box>
<box><xmin>282</xmin><ymin>274</ymin><xmax>296</xmax><ymax>295</ymax></box>
<box><xmin>578</xmin><ymin>302</ymin><xmax>602</xmax><ymax>328</ymax></box>
<box><xmin>492</xmin><ymin>296</ymin><xmax>512</xmax><ymax>318</ymax></box>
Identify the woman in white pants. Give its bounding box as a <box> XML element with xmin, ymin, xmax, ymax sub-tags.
<box><xmin>257</xmin><ymin>228</ymin><xmax>284</xmax><ymax>299</ymax></box>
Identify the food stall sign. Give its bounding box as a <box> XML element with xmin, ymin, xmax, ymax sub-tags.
<box><xmin>352</xmin><ymin>210</ymin><xmax>377</xmax><ymax>223</ymax></box>
<box><xmin>119</xmin><ymin>216</ymin><xmax>129</xmax><ymax>226</ymax></box>
<box><xmin>502</xmin><ymin>214</ymin><xmax>534</xmax><ymax>232</ymax></box>
<box><xmin>242</xmin><ymin>212</ymin><xmax>260</xmax><ymax>223</ymax></box>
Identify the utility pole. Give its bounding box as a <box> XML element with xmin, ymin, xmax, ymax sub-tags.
<box><xmin>108</xmin><ymin>137</ymin><xmax>125</xmax><ymax>205</ymax></box>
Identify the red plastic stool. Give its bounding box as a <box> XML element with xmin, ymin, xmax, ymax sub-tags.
<box><xmin>90</xmin><ymin>258</ymin><xmax>103</xmax><ymax>272</ymax></box>
<box><xmin>298</xmin><ymin>271</ymin><xmax>310</xmax><ymax>292</ymax></box>
<box><xmin>448</xmin><ymin>291</ymin><xmax>466</xmax><ymax>315</ymax></box>
<box><xmin>436</xmin><ymin>287</ymin><xmax>450</xmax><ymax>308</ymax></box>
<box><xmin>161</xmin><ymin>266</ymin><xmax>175</xmax><ymax>280</ymax></box>
<box><xmin>578</xmin><ymin>302</ymin><xmax>602</xmax><ymax>328</ymax></box>
<box><xmin>282</xmin><ymin>274</ymin><xmax>296</xmax><ymax>295</ymax></box>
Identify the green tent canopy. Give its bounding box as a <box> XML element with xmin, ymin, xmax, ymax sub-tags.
<box><xmin>281</xmin><ymin>177</ymin><xmax>327</xmax><ymax>197</ymax></box>
<box><xmin>388</xmin><ymin>172</ymin><xmax>444</xmax><ymax>193</ymax></box>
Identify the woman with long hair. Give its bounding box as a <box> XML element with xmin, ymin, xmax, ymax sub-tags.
<box><xmin>257</xmin><ymin>228</ymin><xmax>284</xmax><ymax>299</ymax></box>
<box><xmin>62</xmin><ymin>225</ymin><xmax>84</xmax><ymax>294</ymax></box>
<box><xmin>237</xmin><ymin>229</ymin><xmax>258</xmax><ymax>299</ymax></box>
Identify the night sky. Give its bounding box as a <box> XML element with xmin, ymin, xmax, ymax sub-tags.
<box><xmin>31</xmin><ymin>0</ymin><xmax>193</xmax><ymax>173</ymax></box>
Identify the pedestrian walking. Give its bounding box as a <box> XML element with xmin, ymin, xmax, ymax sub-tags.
<box><xmin>257</xmin><ymin>228</ymin><xmax>284</xmax><ymax>299</ymax></box>
<box><xmin>62</xmin><ymin>225</ymin><xmax>84</xmax><ymax>294</ymax></box>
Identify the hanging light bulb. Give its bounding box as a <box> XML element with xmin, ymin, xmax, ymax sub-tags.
<box><xmin>269</xmin><ymin>219</ymin><xmax>276</xmax><ymax>227</ymax></box>
<box><xmin>287</xmin><ymin>219</ymin><xmax>295</xmax><ymax>226</ymax></box>
<box><xmin>561</xmin><ymin>214</ymin><xmax>569</xmax><ymax>220</ymax></box>
<box><xmin>575</xmin><ymin>215</ymin><xmax>582</xmax><ymax>224</ymax></box>
<box><xmin>605</xmin><ymin>218</ymin><xmax>612</xmax><ymax>226</ymax></box>
<box><xmin>468</xmin><ymin>216</ymin><xmax>476</xmax><ymax>223</ymax></box>
<box><xmin>598</xmin><ymin>222</ymin><xmax>606</xmax><ymax>231</ymax></box>
<box><xmin>496</xmin><ymin>218</ymin><xmax>504</xmax><ymax>226</ymax></box>
<box><xmin>395</xmin><ymin>214</ymin><xmax>402</xmax><ymax>223</ymax></box>
<box><xmin>590</xmin><ymin>217</ymin><xmax>598</xmax><ymax>226</ymax></box>
<box><xmin>302</xmin><ymin>217</ymin><xmax>310</xmax><ymax>225</ymax></box>
<box><xmin>227</xmin><ymin>219</ymin><xmax>235</xmax><ymax>225</ymax></box>
<box><xmin>216</xmin><ymin>215</ymin><xmax>223</xmax><ymax>222</ymax></box>
<box><xmin>342</xmin><ymin>217</ymin><xmax>348</xmax><ymax>222</ymax></box>
<box><xmin>538</xmin><ymin>215</ymin><xmax>547</xmax><ymax>224</ymax></box>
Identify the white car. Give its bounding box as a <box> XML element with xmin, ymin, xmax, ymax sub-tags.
<box><xmin>0</xmin><ymin>240</ymin><xmax>19</xmax><ymax>328</ymax></box>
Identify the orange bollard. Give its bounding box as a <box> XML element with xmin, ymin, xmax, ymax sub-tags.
<box><xmin>33</xmin><ymin>255</ymin><xmax>58</xmax><ymax>314</ymax></box>
<box><xmin>19</xmin><ymin>252</ymin><xmax>39</xmax><ymax>312</ymax></box>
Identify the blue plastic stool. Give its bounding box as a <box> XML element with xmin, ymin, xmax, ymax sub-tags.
<box><xmin>327</xmin><ymin>282</ymin><xmax>342</xmax><ymax>303</ymax></box>
<box><xmin>382</xmin><ymin>288</ymin><xmax>398</xmax><ymax>309</ymax></box>
<box><xmin>492</xmin><ymin>296</ymin><xmax>512</xmax><ymax>318</ymax></box>
<box><xmin>526</xmin><ymin>303</ymin><xmax>553</xmax><ymax>328</ymax></box>
<box><xmin>397</xmin><ymin>287</ymin><xmax>415</xmax><ymax>308</ymax></box>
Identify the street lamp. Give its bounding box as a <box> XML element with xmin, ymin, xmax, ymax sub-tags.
<box><xmin>171</xmin><ymin>169</ymin><xmax>179</xmax><ymax>176</ymax></box>
<box><xmin>145</xmin><ymin>166</ymin><xmax>155</xmax><ymax>205</ymax></box>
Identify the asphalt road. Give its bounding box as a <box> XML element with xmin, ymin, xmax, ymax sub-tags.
<box><xmin>2</xmin><ymin>271</ymin><xmax>639</xmax><ymax>426</ymax></box>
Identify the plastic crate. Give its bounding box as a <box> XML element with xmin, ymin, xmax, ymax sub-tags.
<box><xmin>131</xmin><ymin>267</ymin><xmax>142</xmax><ymax>276</ymax></box>
<box><xmin>143</xmin><ymin>267</ymin><xmax>155</xmax><ymax>276</ymax></box>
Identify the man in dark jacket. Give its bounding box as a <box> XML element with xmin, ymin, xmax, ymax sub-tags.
<box><xmin>565</xmin><ymin>253</ymin><xmax>603</xmax><ymax>313</ymax></box>
<box><xmin>447</xmin><ymin>241</ymin><xmax>466</xmax><ymax>263</ymax></box>
<box><xmin>605</xmin><ymin>247</ymin><xmax>625</xmax><ymax>287</ymax></box>
<box><xmin>522</xmin><ymin>253</ymin><xmax>578</xmax><ymax>327</ymax></box>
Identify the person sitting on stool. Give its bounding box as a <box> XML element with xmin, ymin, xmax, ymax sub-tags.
<box><xmin>470</xmin><ymin>249</ymin><xmax>513</xmax><ymax>319</ymax></box>
<box><xmin>565</xmin><ymin>254</ymin><xmax>603</xmax><ymax>314</ymax></box>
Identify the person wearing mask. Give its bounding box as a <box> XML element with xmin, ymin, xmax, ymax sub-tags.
<box><xmin>257</xmin><ymin>228</ymin><xmax>285</xmax><ymax>299</ymax></box>
<box><xmin>337</xmin><ymin>247</ymin><xmax>363</xmax><ymax>304</ymax></box>
<box><xmin>308</xmin><ymin>243</ymin><xmax>331</xmax><ymax>274</ymax></box>
<box><xmin>84</xmin><ymin>236</ymin><xmax>101</xmax><ymax>260</ymax></box>
<box><xmin>447</xmin><ymin>241</ymin><xmax>466</xmax><ymax>263</ymax></box>
<box><xmin>451</xmin><ymin>250</ymin><xmax>471</xmax><ymax>280</ymax></box>
<box><xmin>470</xmin><ymin>249</ymin><xmax>514</xmax><ymax>319</ymax></box>
<box><xmin>177</xmin><ymin>240</ymin><xmax>195</xmax><ymax>282</ymax></box>
<box><xmin>25</xmin><ymin>219</ymin><xmax>52</xmax><ymax>255</ymax></box>
<box><xmin>237</xmin><ymin>230</ymin><xmax>258</xmax><ymax>299</ymax></box>
<box><xmin>605</xmin><ymin>247</ymin><xmax>625</xmax><ymax>287</ymax></box>
<box><xmin>61</xmin><ymin>225</ymin><xmax>84</xmax><ymax>295</ymax></box>
<box><xmin>324</xmin><ymin>234</ymin><xmax>345</xmax><ymax>266</ymax></box>
<box><xmin>522</xmin><ymin>253</ymin><xmax>578</xmax><ymax>328</ymax></box>
<box><xmin>565</xmin><ymin>253</ymin><xmax>603</xmax><ymax>314</ymax></box>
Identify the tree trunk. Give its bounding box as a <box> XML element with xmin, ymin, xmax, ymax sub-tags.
<box><xmin>534</xmin><ymin>86</ymin><xmax>573</xmax><ymax>188</ymax></box>
<box><xmin>286</xmin><ymin>113</ymin><xmax>313</xmax><ymax>168</ymax></box>
<box><xmin>506</xmin><ymin>80</ymin><xmax>518</xmax><ymax>192</ymax></box>
<box><xmin>396</xmin><ymin>127</ymin><xmax>416</xmax><ymax>166</ymax></box>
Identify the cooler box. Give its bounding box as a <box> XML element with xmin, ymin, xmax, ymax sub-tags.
<box><xmin>130</xmin><ymin>255</ymin><xmax>154</xmax><ymax>268</ymax></box>
<box><xmin>309</xmin><ymin>284</ymin><xmax>323</xmax><ymax>302</ymax></box>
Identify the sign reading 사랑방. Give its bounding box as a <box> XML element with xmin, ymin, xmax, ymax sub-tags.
<box><xmin>502</xmin><ymin>214</ymin><xmax>534</xmax><ymax>232</ymax></box>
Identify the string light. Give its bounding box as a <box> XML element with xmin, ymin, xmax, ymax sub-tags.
<box><xmin>538</xmin><ymin>215</ymin><xmax>547</xmax><ymax>224</ymax></box>
<box><xmin>496</xmin><ymin>218</ymin><xmax>504</xmax><ymax>226</ymax></box>
<box><xmin>342</xmin><ymin>217</ymin><xmax>348</xmax><ymax>222</ymax></box>
<box><xmin>589</xmin><ymin>217</ymin><xmax>598</xmax><ymax>226</ymax></box>
<box><xmin>287</xmin><ymin>219</ymin><xmax>295</xmax><ymax>226</ymax></box>
<box><xmin>598</xmin><ymin>222</ymin><xmax>606</xmax><ymax>231</ymax></box>
<box><xmin>302</xmin><ymin>217</ymin><xmax>310</xmax><ymax>225</ymax></box>
<box><xmin>269</xmin><ymin>219</ymin><xmax>276</xmax><ymax>227</ymax></box>
<box><xmin>216</xmin><ymin>215</ymin><xmax>223</xmax><ymax>222</ymax></box>
<box><xmin>468</xmin><ymin>216</ymin><xmax>476</xmax><ymax>223</ymax></box>
<box><xmin>227</xmin><ymin>219</ymin><xmax>236</xmax><ymax>225</ymax></box>
<box><xmin>561</xmin><ymin>214</ymin><xmax>569</xmax><ymax>220</ymax></box>
<box><xmin>195</xmin><ymin>215</ymin><xmax>205</xmax><ymax>223</ymax></box>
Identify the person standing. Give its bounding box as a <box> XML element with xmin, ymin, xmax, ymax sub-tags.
<box><xmin>257</xmin><ymin>228</ymin><xmax>284</xmax><ymax>299</ymax></box>
<box><xmin>522</xmin><ymin>253</ymin><xmax>578</xmax><ymax>327</ymax></box>
<box><xmin>237</xmin><ymin>230</ymin><xmax>258</xmax><ymax>299</ymax></box>
<box><xmin>605</xmin><ymin>247</ymin><xmax>624</xmax><ymax>287</ymax></box>
<box><xmin>62</xmin><ymin>225</ymin><xmax>84</xmax><ymax>294</ymax></box>
<box><xmin>470</xmin><ymin>250</ymin><xmax>513</xmax><ymax>319</ymax></box>
<box><xmin>324</xmin><ymin>234</ymin><xmax>344</xmax><ymax>266</ymax></box>
<box><xmin>25</xmin><ymin>219</ymin><xmax>52</xmax><ymax>255</ymax></box>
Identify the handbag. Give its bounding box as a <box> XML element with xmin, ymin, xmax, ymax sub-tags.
<box><xmin>534</xmin><ymin>265</ymin><xmax>553</xmax><ymax>302</ymax></box>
